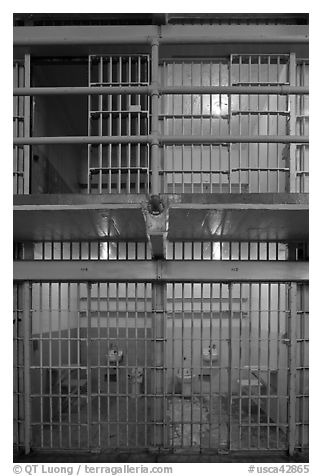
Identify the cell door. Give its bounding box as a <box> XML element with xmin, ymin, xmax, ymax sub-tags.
<box><xmin>19</xmin><ymin>280</ymin><xmax>307</xmax><ymax>454</ymax></box>
<box><xmin>165</xmin><ymin>282</ymin><xmax>302</xmax><ymax>453</ymax></box>
<box><xmin>28</xmin><ymin>281</ymin><xmax>155</xmax><ymax>451</ymax></box>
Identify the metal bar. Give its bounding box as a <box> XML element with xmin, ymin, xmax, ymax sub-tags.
<box><xmin>87</xmin><ymin>283</ymin><xmax>92</xmax><ymax>449</ymax></box>
<box><xmin>13</xmin><ymin>260</ymin><xmax>309</xmax><ymax>282</ymax></box>
<box><xmin>227</xmin><ymin>283</ymin><xmax>233</xmax><ymax>449</ymax></box>
<box><xmin>161</xmin><ymin>135</ymin><xmax>308</xmax><ymax>145</ymax></box>
<box><xmin>289</xmin><ymin>53</ymin><xmax>297</xmax><ymax>192</ymax></box>
<box><xmin>151</xmin><ymin>281</ymin><xmax>166</xmax><ymax>446</ymax></box>
<box><xmin>288</xmin><ymin>283</ymin><xmax>297</xmax><ymax>456</ymax></box>
<box><xmin>23</xmin><ymin>282</ymin><xmax>31</xmax><ymax>454</ymax></box>
<box><xmin>23</xmin><ymin>54</ymin><xmax>31</xmax><ymax>194</ymax></box>
<box><xmin>14</xmin><ymin>85</ymin><xmax>309</xmax><ymax>96</ymax></box>
<box><xmin>151</xmin><ymin>38</ymin><xmax>160</xmax><ymax>195</ymax></box>
<box><xmin>13</xmin><ymin>136</ymin><xmax>151</xmax><ymax>145</ymax></box>
<box><xmin>14</xmin><ymin>135</ymin><xmax>308</xmax><ymax>146</ymax></box>
<box><xmin>13</xmin><ymin>28</ymin><xmax>309</xmax><ymax>47</ymax></box>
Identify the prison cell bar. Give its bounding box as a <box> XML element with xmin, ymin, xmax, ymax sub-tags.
<box><xmin>151</xmin><ymin>38</ymin><xmax>160</xmax><ymax>195</ymax></box>
<box><xmin>23</xmin><ymin>54</ymin><xmax>30</xmax><ymax>194</ymax></box>
<box><xmin>289</xmin><ymin>53</ymin><xmax>297</xmax><ymax>193</ymax></box>
<box><xmin>13</xmin><ymin>135</ymin><xmax>308</xmax><ymax>145</ymax></box>
<box><xmin>13</xmin><ymin>85</ymin><xmax>309</xmax><ymax>96</ymax></box>
<box><xmin>288</xmin><ymin>283</ymin><xmax>297</xmax><ymax>456</ymax></box>
<box><xmin>13</xmin><ymin>31</ymin><xmax>309</xmax><ymax>47</ymax></box>
<box><xmin>23</xmin><ymin>282</ymin><xmax>31</xmax><ymax>454</ymax></box>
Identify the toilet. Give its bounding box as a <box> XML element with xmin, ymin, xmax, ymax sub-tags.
<box><xmin>176</xmin><ymin>368</ymin><xmax>194</xmax><ymax>396</ymax></box>
<box><xmin>128</xmin><ymin>367</ymin><xmax>144</xmax><ymax>396</ymax></box>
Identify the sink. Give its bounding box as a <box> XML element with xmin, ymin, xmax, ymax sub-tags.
<box><xmin>202</xmin><ymin>345</ymin><xmax>218</xmax><ymax>363</ymax></box>
<box><xmin>107</xmin><ymin>348</ymin><xmax>123</xmax><ymax>364</ymax></box>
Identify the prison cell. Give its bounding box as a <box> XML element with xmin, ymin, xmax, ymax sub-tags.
<box><xmin>159</xmin><ymin>54</ymin><xmax>308</xmax><ymax>194</ymax></box>
<box><xmin>13</xmin><ymin>279</ymin><xmax>308</xmax><ymax>453</ymax></box>
<box><xmin>13</xmin><ymin>52</ymin><xmax>308</xmax><ymax>196</ymax></box>
<box><xmin>88</xmin><ymin>55</ymin><xmax>150</xmax><ymax>194</ymax></box>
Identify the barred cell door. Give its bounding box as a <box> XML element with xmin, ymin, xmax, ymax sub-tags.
<box><xmin>165</xmin><ymin>282</ymin><xmax>306</xmax><ymax>453</ymax></box>
<box><xmin>15</xmin><ymin>280</ymin><xmax>308</xmax><ymax>455</ymax></box>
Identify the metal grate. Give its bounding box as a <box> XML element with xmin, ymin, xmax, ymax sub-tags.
<box><xmin>13</xmin><ymin>283</ymin><xmax>25</xmax><ymax>450</ymax></box>
<box><xmin>166</xmin><ymin>241</ymin><xmax>290</xmax><ymax>261</ymax></box>
<box><xmin>15</xmin><ymin>280</ymin><xmax>308</xmax><ymax>452</ymax></box>
<box><xmin>32</xmin><ymin>241</ymin><xmax>151</xmax><ymax>261</ymax></box>
<box><xmin>295</xmin><ymin>283</ymin><xmax>309</xmax><ymax>450</ymax></box>
<box><xmin>13</xmin><ymin>59</ymin><xmax>30</xmax><ymax>194</ymax></box>
<box><xmin>295</xmin><ymin>60</ymin><xmax>309</xmax><ymax>193</ymax></box>
<box><xmin>13</xmin><ymin>241</ymin><xmax>310</xmax><ymax>262</ymax></box>
<box><xmin>160</xmin><ymin>55</ymin><xmax>308</xmax><ymax>193</ymax></box>
<box><xmin>88</xmin><ymin>55</ymin><xmax>150</xmax><ymax>194</ymax></box>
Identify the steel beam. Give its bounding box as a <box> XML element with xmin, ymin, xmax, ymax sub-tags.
<box><xmin>13</xmin><ymin>85</ymin><xmax>309</xmax><ymax>96</ymax></box>
<box><xmin>13</xmin><ymin>260</ymin><xmax>309</xmax><ymax>282</ymax></box>
<box><xmin>160</xmin><ymin>135</ymin><xmax>309</xmax><ymax>145</ymax></box>
<box><xmin>13</xmin><ymin>136</ymin><xmax>150</xmax><ymax>146</ymax></box>
<box><xmin>13</xmin><ymin>135</ymin><xmax>308</xmax><ymax>146</ymax></box>
<box><xmin>13</xmin><ymin>25</ymin><xmax>309</xmax><ymax>46</ymax></box>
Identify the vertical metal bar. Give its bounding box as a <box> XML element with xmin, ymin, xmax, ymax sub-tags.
<box><xmin>115</xmin><ymin>283</ymin><xmax>120</xmax><ymax>447</ymax></box>
<box><xmin>258</xmin><ymin>56</ymin><xmax>261</xmax><ymax>192</ymax></box>
<box><xmin>106</xmin><ymin>283</ymin><xmax>110</xmax><ymax>447</ymax></box>
<box><xmin>288</xmin><ymin>283</ymin><xmax>297</xmax><ymax>455</ymax></box>
<box><xmin>58</xmin><ymin>283</ymin><xmax>62</xmax><ymax>448</ymax></box>
<box><xmin>97</xmin><ymin>282</ymin><xmax>101</xmax><ymax>448</ymax></box>
<box><xmin>277</xmin><ymin>56</ymin><xmax>280</xmax><ymax>192</ymax></box>
<box><xmin>87</xmin><ymin>283</ymin><xmax>92</xmax><ymax>449</ymax></box>
<box><xmin>76</xmin><ymin>283</ymin><xmax>81</xmax><ymax>448</ymax></box>
<box><xmin>267</xmin><ymin>283</ymin><xmax>272</xmax><ymax>448</ymax></box>
<box><xmin>97</xmin><ymin>58</ymin><xmax>103</xmax><ymax>194</ymax></box>
<box><xmin>238</xmin><ymin>283</ymin><xmax>243</xmax><ymax>449</ymax></box>
<box><xmin>238</xmin><ymin>56</ymin><xmax>241</xmax><ymax>193</ymax></box>
<box><xmin>87</xmin><ymin>56</ymin><xmax>92</xmax><ymax>194</ymax></box>
<box><xmin>228</xmin><ymin>283</ymin><xmax>233</xmax><ymax>449</ymax></box>
<box><xmin>219</xmin><ymin>282</ymin><xmax>224</xmax><ymax>447</ymax></box>
<box><xmin>267</xmin><ymin>56</ymin><xmax>270</xmax><ymax>192</ymax></box>
<box><xmin>67</xmin><ymin>282</ymin><xmax>72</xmax><ymax>448</ymax></box>
<box><xmin>181</xmin><ymin>283</ymin><xmax>184</xmax><ymax>447</ymax></box>
<box><xmin>151</xmin><ymin>38</ymin><xmax>160</xmax><ymax>195</ymax></box>
<box><xmin>144</xmin><ymin>283</ymin><xmax>148</xmax><ymax>447</ymax></box>
<box><xmin>257</xmin><ymin>283</ymin><xmax>262</xmax><ymax>449</ymax></box>
<box><xmin>48</xmin><ymin>283</ymin><xmax>53</xmax><ymax>448</ymax></box>
<box><xmin>289</xmin><ymin>53</ymin><xmax>297</xmax><ymax>192</ymax></box>
<box><xmin>23</xmin><ymin>54</ymin><xmax>31</xmax><ymax>194</ymax></box>
<box><xmin>108</xmin><ymin>58</ymin><xmax>112</xmax><ymax>193</ymax></box>
<box><xmin>23</xmin><ymin>282</ymin><xmax>31</xmax><ymax>454</ymax></box>
<box><xmin>39</xmin><ymin>283</ymin><xmax>44</xmax><ymax>448</ymax></box>
<box><xmin>151</xmin><ymin>280</ymin><xmax>166</xmax><ymax>447</ymax></box>
<box><xmin>190</xmin><ymin>284</ymin><xmax>194</xmax><ymax>447</ymax></box>
<box><xmin>248</xmin><ymin>283</ymin><xmax>252</xmax><ymax>449</ymax></box>
<box><xmin>276</xmin><ymin>283</ymin><xmax>281</xmax><ymax>448</ymax></box>
<box><xmin>134</xmin><ymin>282</ymin><xmax>138</xmax><ymax>447</ymax></box>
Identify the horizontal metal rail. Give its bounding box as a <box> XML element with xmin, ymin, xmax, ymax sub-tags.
<box><xmin>13</xmin><ymin>136</ymin><xmax>150</xmax><ymax>145</ymax></box>
<box><xmin>13</xmin><ymin>85</ymin><xmax>309</xmax><ymax>96</ymax></box>
<box><xmin>13</xmin><ymin>260</ymin><xmax>309</xmax><ymax>282</ymax></box>
<box><xmin>13</xmin><ymin>135</ymin><xmax>308</xmax><ymax>146</ymax></box>
<box><xmin>160</xmin><ymin>135</ymin><xmax>308</xmax><ymax>145</ymax></box>
<box><xmin>13</xmin><ymin>30</ymin><xmax>309</xmax><ymax>46</ymax></box>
